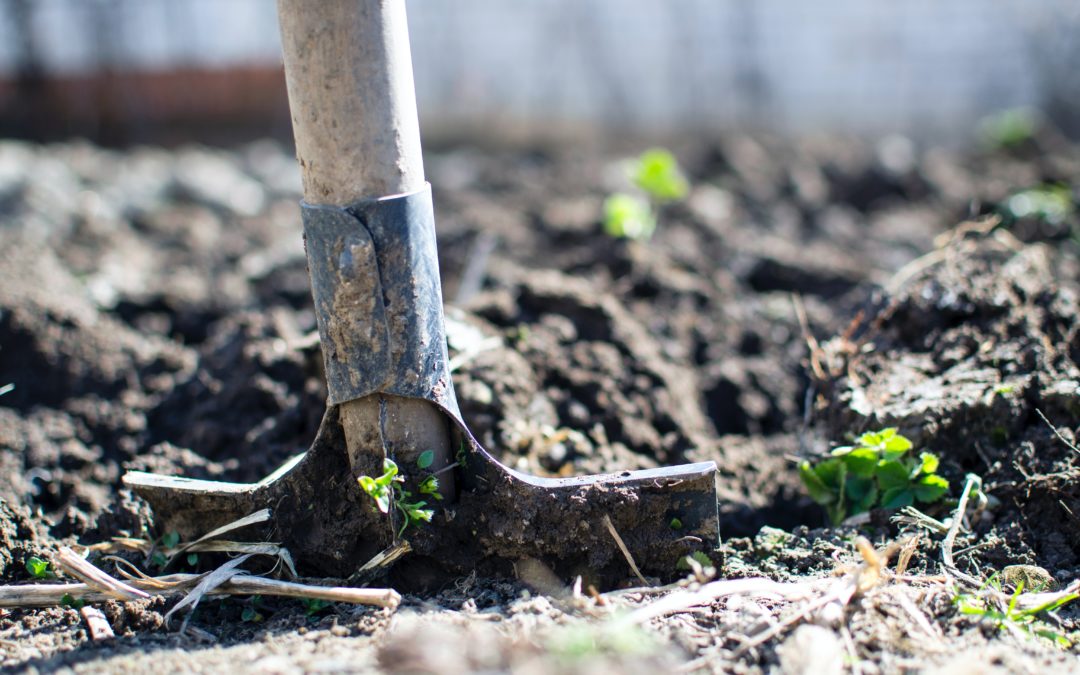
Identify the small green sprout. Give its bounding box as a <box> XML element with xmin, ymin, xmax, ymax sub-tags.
<box><xmin>303</xmin><ymin>598</ymin><xmax>332</xmax><ymax>618</ymax></box>
<box><xmin>25</xmin><ymin>556</ymin><xmax>52</xmax><ymax>580</ymax></box>
<box><xmin>676</xmin><ymin>551</ymin><xmax>712</xmax><ymax>571</ymax></box>
<box><xmin>992</xmin><ymin>383</ymin><xmax>1015</xmax><ymax>396</ymax></box>
<box><xmin>160</xmin><ymin>531</ymin><xmax>181</xmax><ymax>549</ymax></box>
<box><xmin>1001</xmin><ymin>184</ymin><xmax>1074</xmax><ymax>226</ymax></box>
<box><xmin>603</xmin><ymin>148</ymin><xmax>689</xmax><ymax>241</ymax></box>
<box><xmin>669</xmin><ymin>517</ymin><xmax>683</xmax><ymax>530</ymax></box>
<box><xmin>603</xmin><ymin>193</ymin><xmax>655</xmax><ymax>241</ymax></box>
<box><xmin>799</xmin><ymin>428</ymin><xmax>950</xmax><ymax>524</ymax></box>
<box><xmin>60</xmin><ymin>593</ymin><xmax>86</xmax><ymax>610</ymax></box>
<box><xmin>186</xmin><ymin>553</ymin><xmax>199</xmax><ymax>567</ymax></box>
<box><xmin>978</xmin><ymin>108</ymin><xmax>1037</xmax><ymax>150</ymax></box>
<box><xmin>419</xmin><ymin>475</ymin><xmax>443</xmax><ymax>501</ymax></box>
<box><xmin>357</xmin><ymin>458</ymin><xmax>438</xmax><ymax>538</ymax></box>
<box><xmin>456</xmin><ymin>441</ymin><xmax>468</xmax><ymax>468</ymax></box>
<box><xmin>358</xmin><ymin>459</ymin><xmax>399</xmax><ymax>514</ymax></box>
<box><xmin>150</xmin><ymin>530</ymin><xmax>182</xmax><ymax>569</ymax></box>
<box><xmin>416</xmin><ymin>450</ymin><xmax>435</xmax><ymax>470</ymax></box>
<box><xmin>241</xmin><ymin>595</ymin><xmax>265</xmax><ymax>623</ymax></box>
<box><xmin>956</xmin><ymin>578</ymin><xmax>1079</xmax><ymax>648</ymax></box>
<box><xmin>631</xmin><ymin>148</ymin><xmax>689</xmax><ymax>202</ymax></box>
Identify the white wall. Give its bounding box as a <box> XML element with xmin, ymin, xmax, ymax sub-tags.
<box><xmin>0</xmin><ymin>0</ymin><xmax>1076</xmax><ymax>141</ymax></box>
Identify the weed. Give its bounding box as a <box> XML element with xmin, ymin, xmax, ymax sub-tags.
<box><xmin>603</xmin><ymin>193</ymin><xmax>655</xmax><ymax>240</ymax></box>
<box><xmin>1000</xmin><ymin>184</ymin><xmax>1074</xmax><ymax>226</ymax></box>
<box><xmin>150</xmin><ymin>530</ymin><xmax>181</xmax><ymax>569</ymax></box>
<box><xmin>603</xmin><ymin>148</ymin><xmax>688</xmax><ymax>241</ymax></box>
<box><xmin>956</xmin><ymin>577</ymin><xmax>1079</xmax><ymax>648</ymax></box>
<box><xmin>992</xmin><ymin>383</ymin><xmax>1015</xmax><ymax>396</ymax></box>
<box><xmin>357</xmin><ymin>457</ymin><xmax>438</xmax><ymax>538</ymax></box>
<box><xmin>978</xmin><ymin>108</ymin><xmax>1037</xmax><ymax>150</ymax></box>
<box><xmin>676</xmin><ymin>551</ymin><xmax>712</xmax><ymax>571</ymax></box>
<box><xmin>800</xmin><ymin>428</ymin><xmax>949</xmax><ymax>524</ymax></box>
<box><xmin>60</xmin><ymin>593</ymin><xmax>85</xmax><ymax>610</ymax></box>
<box><xmin>303</xmin><ymin>598</ymin><xmax>332</xmax><ymax>618</ymax></box>
<box><xmin>241</xmin><ymin>595</ymin><xmax>265</xmax><ymax>623</ymax></box>
<box><xmin>416</xmin><ymin>449</ymin><xmax>435</xmax><ymax>469</ymax></box>
<box><xmin>25</xmin><ymin>556</ymin><xmax>52</xmax><ymax>580</ymax></box>
<box><xmin>631</xmin><ymin>148</ymin><xmax>689</xmax><ymax>202</ymax></box>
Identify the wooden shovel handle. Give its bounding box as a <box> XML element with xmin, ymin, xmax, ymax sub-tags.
<box><xmin>277</xmin><ymin>0</ymin><xmax>424</xmax><ymax>204</ymax></box>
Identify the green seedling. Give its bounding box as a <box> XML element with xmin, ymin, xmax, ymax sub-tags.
<box><xmin>603</xmin><ymin>148</ymin><xmax>689</xmax><ymax>241</ymax></box>
<box><xmin>800</xmin><ymin>428</ymin><xmax>950</xmax><ymax>525</ymax></box>
<box><xmin>150</xmin><ymin>530</ymin><xmax>182</xmax><ymax>569</ymax></box>
<box><xmin>956</xmin><ymin>578</ymin><xmax>1079</xmax><ymax>648</ymax></box>
<box><xmin>978</xmin><ymin>108</ymin><xmax>1037</xmax><ymax>150</ymax></box>
<box><xmin>357</xmin><ymin>458</ymin><xmax>438</xmax><ymax>538</ymax></box>
<box><xmin>60</xmin><ymin>593</ymin><xmax>86</xmax><ymax>610</ymax></box>
<box><xmin>241</xmin><ymin>595</ymin><xmax>265</xmax><ymax>623</ymax></box>
<box><xmin>418</xmin><ymin>475</ymin><xmax>443</xmax><ymax>500</ymax></box>
<box><xmin>416</xmin><ymin>450</ymin><xmax>435</xmax><ymax>470</ymax></box>
<box><xmin>1001</xmin><ymin>184</ymin><xmax>1074</xmax><ymax>226</ymax></box>
<box><xmin>25</xmin><ymin>556</ymin><xmax>52</xmax><ymax>580</ymax></box>
<box><xmin>630</xmin><ymin>148</ymin><xmax>689</xmax><ymax>202</ymax></box>
<box><xmin>303</xmin><ymin>598</ymin><xmax>332</xmax><ymax>618</ymax></box>
<box><xmin>676</xmin><ymin>551</ymin><xmax>712</xmax><ymax>571</ymax></box>
<box><xmin>603</xmin><ymin>193</ymin><xmax>655</xmax><ymax>241</ymax></box>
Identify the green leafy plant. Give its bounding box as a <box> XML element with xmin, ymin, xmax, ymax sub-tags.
<box><xmin>603</xmin><ymin>148</ymin><xmax>689</xmax><ymax>241</ymax></box>
<box><xmin>956</xmin><ymin>578</ymin><xmax>1079</xmax><ymax>648</ymax></box>
<box><xmin>631</xmin><ymin>148</ymin><xmax>689</xmax><ymax>202</ymax></box>
<box><xmin>799</xmin><ymin>428</ymin><xmax>949</xmax><ymax>524</ymax></box>
<box><xmin>978</xmin><ymin>108</ymin><xmax>1037</xmax><ymax>150</ymax></box>
<box><xmin>60</xmin><ymin>593</ymin><xmax>86</xmax><ymax>610</ymax></box>
<box><xmin>303</xmin><ymin>598</ymin><xmax>332</xmax><ymax>618</ymax></box>
<box><xmin>676</xmin><ymin>551</ymin><xmax>712</xmax><ymax>571</ymax></box>
<box><xmin>25</xmin><ymin>556</ymin><xmax>52</xmax><ymax>580</ymax></box>
<box><xmin>357</xmin><ymin>458</ymin><xmax>438</xmax><ymax>538</ymax></box>
<box><xmin>603</xmin><ymin>193</ymin><xmax>655</xmax><ymax>240</ymax></box>
<box><xmin>150</xmin><ymin>530</ymin><xmax>182</xmax><ymax>569</ymax></box>
<box><xmin>416</xmin><ymin>450</ymin><xmax>435</xmax><ymax>470</ymax></box>
<box><xmin>1000</xmin><ymin>184</ymin><xmax>1074</xmax><ymax>226</ymax></box>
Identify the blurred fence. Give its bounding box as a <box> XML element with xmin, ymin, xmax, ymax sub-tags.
<box><xmin>0</xmin><ymin>0</ymin><xmax>1077</xmax><ymax>144</ymax></box>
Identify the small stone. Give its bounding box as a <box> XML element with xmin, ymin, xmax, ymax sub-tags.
<box><xmin>777</xmin><ymin>624</ymin><xmax>844</xmax><ymax>675</ymax></box>
<box><xmin>1001</xmin><ymin>564</ymin><xmax>1055</xmax><ymax>591</ymax></box>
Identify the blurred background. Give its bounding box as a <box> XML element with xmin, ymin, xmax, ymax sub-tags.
<box><xmin>0</xmin><ymin>0</ymin><xmax>1078</xmax><ymax>147</ymax></box>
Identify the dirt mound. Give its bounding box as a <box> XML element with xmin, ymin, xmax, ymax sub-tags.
<box><xmin>818</xmin><ymin>230</ymin><xmax>1080</xmax><ymax>576</ymax></box>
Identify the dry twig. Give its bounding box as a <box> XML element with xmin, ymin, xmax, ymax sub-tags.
<box><xmin>941</xmin><ymin>474</ymin><xmax>982</xmax><ymax>588</ymax></box>
<box><xmin>55</xmin><ymin>547</ymin><xmax>150</xmax><ymax>601</ymax></box>
<box><xmin>602</xmin><ymin>515</ymin><xmax>648</xmax><ymax>586</ymax></box>
<box><xmin>79</xmin><ymin>606</ymin><xmax>115</xmax><ymax>641</ymax></box>
<box><xmin>1035</xmin><ymin>408</ymin><xmax>1080</xmax><ymax>455</ymax></box>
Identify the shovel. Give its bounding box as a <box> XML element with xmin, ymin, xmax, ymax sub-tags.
<box><xmin>124</xmin><ymin>0</ymin><xmax>719</xmax><ymax>584</ymax></box>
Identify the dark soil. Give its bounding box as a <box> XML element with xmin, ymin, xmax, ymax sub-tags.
<box><xmin>1</xmin><ymin>131</ymin><xmax>1079</xmax><ymax>672</ymax></box>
